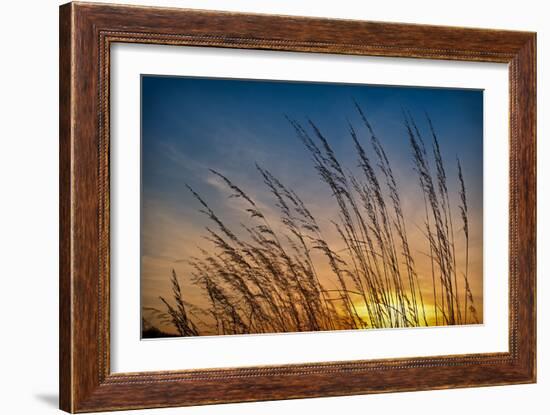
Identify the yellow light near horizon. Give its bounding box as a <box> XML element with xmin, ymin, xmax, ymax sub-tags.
<box><xmin>350</xmin><ymin>299</ymin><xmax>448</xmax><ymax>329</ymax></box>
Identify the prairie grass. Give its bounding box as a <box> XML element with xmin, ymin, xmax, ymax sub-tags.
<box><xmin>145</xmin><ymin>104</ymin><xmax>479</xmax><ymax>336</ymax></box>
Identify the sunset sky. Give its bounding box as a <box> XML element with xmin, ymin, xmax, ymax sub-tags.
<box><xmin>141</xmin><ymin>75</ymin><xmax>484</xmax><ymax>336</ymax></box>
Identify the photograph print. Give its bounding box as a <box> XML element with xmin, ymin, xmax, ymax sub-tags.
<box><xmin>140</xmin><ymin>76</ymin><xmax>483</xmax><ymax>338</ymax></box>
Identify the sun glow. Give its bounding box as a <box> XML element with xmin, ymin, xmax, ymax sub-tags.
<box><xmin>350</xmin><ymin>298</ymin><xmax>475</xmax><ymax>329</ymax></box>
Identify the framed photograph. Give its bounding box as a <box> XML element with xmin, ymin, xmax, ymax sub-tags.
<box><xmin>59</xmin><ymin>2</ymin><xmax>536</xmax><ymax>412</ymax></box>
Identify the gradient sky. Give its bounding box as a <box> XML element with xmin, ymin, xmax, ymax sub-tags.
<box><xmin>141</xmin><ymin>75</ymin><xmax>484</xmax><ymax>335</ymax></box>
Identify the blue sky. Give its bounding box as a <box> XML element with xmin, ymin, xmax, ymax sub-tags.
<box><xmin>141</xmin><ymin>75</ymin><xmax>483</xmax><ymax>228</ymax></box>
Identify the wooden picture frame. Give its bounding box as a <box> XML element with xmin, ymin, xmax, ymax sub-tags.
<box><xmin>59</xmin><ymin>2</ymin><xmax>536</xmax><ymax>412</ymax></box>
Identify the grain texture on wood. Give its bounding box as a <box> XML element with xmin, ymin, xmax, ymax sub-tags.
<box><xmin>59</xmin><ymin>2</ymin><xmax>536</xmax><ymax>412</ymax></box>
<box><xmin>59</xmin><ymin>3</ymin><xmax>73</xmax><ymax>412</ymax></box>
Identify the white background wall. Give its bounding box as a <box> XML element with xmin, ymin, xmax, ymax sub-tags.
<box><xmin>0</xmin><ymin>0</ymin><xmax>546</xmax><ymax>414</ymax></box>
